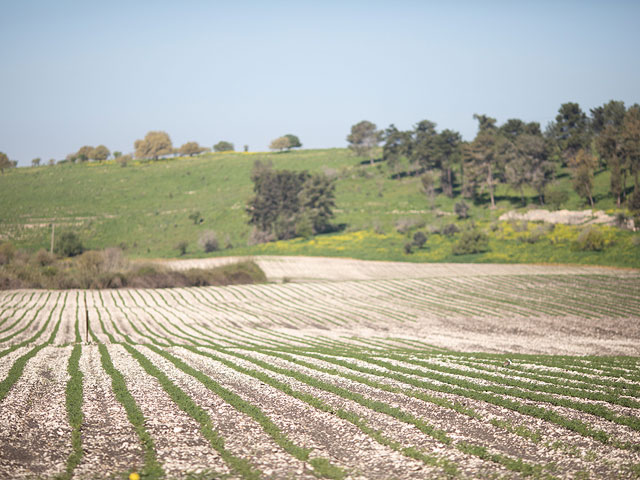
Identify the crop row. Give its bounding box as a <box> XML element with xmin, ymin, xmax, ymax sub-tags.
<box><xmin>1</xmin><ymin>273</ymin><xmax>639</xmax><ymax>479</ymax></box>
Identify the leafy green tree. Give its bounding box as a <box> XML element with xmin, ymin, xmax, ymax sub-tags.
<box><xmin>435</xmin><ymin>129</ymin><xmax>462</xmax><ymax>197</ymax></box>
<box><xmin>546</xmin><ymin>102</ymin><xmax>590</xmax><ymax>165</ymax></box>
<box><xmin>75</xmin><ymin>145</ymin><xmax>94</xmax><ymax>162</ymax></box>
<box><xmin>620</xmin><ymin>105</ymin><xmax>640</xmax><ymax>195</ymax></box>
<box><xmin>0</xmin><ymin>152</ymin><xmax>12</xmax><ymax>174</ymax></box>
<box><xmin>411</xmin><ymin>120</ymin><xmax>439</xmax><ymax>170</ymax></box>
<box><xmin>180</xmin><ymin>141</ymin><xmax>208</xmax><ymax>156</ymax></box>
<box><xmin>213</xmin><ymin>141</ymin><xmax>234</xmax><ymax>152</ymax></box>
<box><xmin>464</xmin><ymin>114</ymin><xmax>502</xmax><ymax>208</ymax></box>
<box><xmin>134</xmin><ymin>131</ymin><xmax>173</xmax><ymax>160</ymax></box>
<box><xmin>504</xmin><ymin>133</ymin><xmax>553</xmax><ymax>205</ymax></box>
<box><xmin>569</xmin><ymin>148</ymin><xmax>597</xmax><ymax>206</ymax></box>
<box><xmin>55</xmin><ymin>231</ymin><xmax>84</xmax><ymax>257</ymax></box>
<box><xmin>590</xmin><ymin>100</ymin><xmax>626</xmax><ymax>136</ymax></box>
<box><xmin>91</xmin><ymin>145</ymin><xmax>110</xmax><ymax>162</ymax></box>
<box><xmin>31</xmin><ymin>157</ymin><xmax>41</xmax><ymax>167</ymax></box>
<box><xmin>298</xmin><ymin>173</ymin><xmax>336</xmax><ymax>234</ymax></box>
<box><xmin>284</xmin><ymin>134</ymin><xmax>302</xmax><ymax>150</ymax></box>
<box><xmin>346</xmin><ymin>120</ymin><xmax>381</xmax><ymax>162</ymax></box>
<box><xmin>247</xmin><ymin>161</ymin><xmax>335</xmax><ymax>240</ymax></box>
<box><xmin>269</xmin><ymin>136</ymin><xmax>290</xmax><ymax>152</ymax></box>
<box><xmin>382</xmin><ymin>124</ymin><xmax>413</xmax><ymax>170</ymax></box>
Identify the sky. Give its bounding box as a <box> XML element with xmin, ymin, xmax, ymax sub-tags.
<box><xmin>1</xmin><ymin>1</ymin><xmax>639</xmax><ymax>166</ymax></box>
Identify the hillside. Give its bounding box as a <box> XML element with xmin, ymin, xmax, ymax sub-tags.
<box><xmin>0</xmin><ymin>148</ymin><xmax>638</xmax><ymax>268</ymax></box>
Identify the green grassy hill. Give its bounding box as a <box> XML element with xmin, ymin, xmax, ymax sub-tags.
<box><xmin>1</xmin><ymin>148</ymin><xmax>638</xmax><ymax>267</ymax></box>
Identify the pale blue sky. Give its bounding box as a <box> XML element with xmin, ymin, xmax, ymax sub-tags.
<box><xmin>1</xmin><ymin>1</ymin><xmax>639</xmax><ymax>165</ymax></box>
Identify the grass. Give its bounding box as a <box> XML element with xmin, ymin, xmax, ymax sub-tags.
<box><xmin>1</xmin><ymin>148</ymin><xmax>638</xmax><ymax>267</ymax></box>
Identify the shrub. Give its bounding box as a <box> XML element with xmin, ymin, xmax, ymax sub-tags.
<box><xmin>199</xmin><ymin>231</ymin><xmax>219</xmax><ymax>252</ymax></box>
<box><xmin>412</xmin><ymin>231</ymin><xmax>427</xmax><ymax>248</ymax></box>
<box><xmin>454</xmin><ymin>201</ymin><xmax>469</xmax><ymax>219</ymax></box>
<box><xmin>442</xmin><ymin>223</ymin><xmax>459</xmax><ymax>236</ymax></box>
<box><xmin>295</xmin><ymin>214</ymin><xmax>314</xmax><ymax>239</ymax></box>
<box><xmin>175</xmin><ymin>241</ymin><xmax>188</xmax><ymax>256</ymax></box>
<box><xmin>55</xmin><ymin>232</ymin><xmax>84</xmax><ymax>257</ymax></box>
<box><xmin>247</xmin><ymin>227</ymin><xmax>276</xmax><ymax>246</ymax></box>
<box><xmin>33</xmin><ymin>249</ymin><xmax>56</xmax><ymax>266</ymax></box>
<box><xmin>0</xmin><ymin>242</ymin><xmax>16</xmax><ymax>265</ymax></box>
<box><xmin>403</xmin><ymin>242</ymin><xmax>413</xmax><ymax>254</ymax></box>
<box><xmin>574</xmin><ymin>227</ymin><xmax>605</xmax><ymax>251</ymax></box>
<box><xmin>188</xmin><ymin>211</ymin><xmax>203</xmax><ymax>224</ymax></box>
<box><xmin>214</xmin><ymin>141</ymin><xmax>234</xmax><ymax>152</ymax></box>
<box><xmin>452</xmin><ymin>229</ymin><xmax>490</xmax><ymax>255</ymax></box>
<box><xmin>545</xmin><ymin>188</ymin><xmax>569</xmax><ymax>210</ymax></box>
<box><xmin>395</xmin><ymin>217</ymin><xmax>425</xmax><ymax>234</ymax></box>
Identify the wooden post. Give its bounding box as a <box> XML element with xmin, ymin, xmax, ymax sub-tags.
<box><xmin>85</xmin><ymin>307</ymin><xmax>89</xmax><ymax>343</ymax></box>
<box><xmin>50</xmin><ymin>223</ymin><xmax>55</xmax><ymax>254</ymax></box>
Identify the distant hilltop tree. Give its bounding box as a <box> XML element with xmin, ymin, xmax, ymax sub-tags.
<box><xmin>75</xmin><ymin>145</ymin><xmax>94</xmax><ymax>162</ymax></box>
<box><xmin>91</xmin><ymin>145</ymin><xmax>110</xmax><ymax>162</ymax></box>
<box><xmin>31</xmin><ymin>158</ymin><xmax>41</xmax><ymax>167</ymax></box>
<box><xmin>269</xmin><ymin>136</ymin><xmax>290</xmax><ymax>152</ymax></box>
<box><xmin>347</xmin><ymin>120</ymin><xmax>382</xmax><ymax>162</ymax></box>
<box><xmin>134</xmin><ymin>131</ymin><xmax>173</xmax><ymax>160</ymax></box>
<box><xmin>0</xmin><ymin>152</ymin><xmax>13</xmax><ymax>174</ymax></box>
<box><xmin>284</xmin><ymin>134</ymin><xmax>302</xmax><ymax>150</ymax></box>
<box><xmin>179</xmin><ymin>141</ymin><xmax>208</xmax><ymax>156</ymax></box>
<box><xmin>213</xmin><ymin>141</ymin><xmax>234</xmax><ymax>152</ymax></box>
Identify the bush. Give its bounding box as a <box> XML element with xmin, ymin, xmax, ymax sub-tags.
<box><xmin>403</xmin><ymin>242</ymin><xmax>413</xmax><ymax>254</ymax></box>
<box><xmin>574</xmin><ymin>227</ymin><xmax>605</xmax><ymax>251</ymax></box>
<box><xmin>412</xmin><ymin>231</ymin><xmax>427</xmax><ymax>248</ymax></box>
<box><xmin>395</xmin><ymin>217</ymin><xmax>425</xmax><ymax>234</ymax></box>
<box><xmin>454</xmin><ymin>201</ymin><xmax>469</xmax><ymax>219</ymax></box>
<box><xmin>295</xmin><ymin>214</ymin><xmax>314</xmax><ymax>239</ymax></box>
<box><xmin>213</xmin><ymin>141</ymin><xmax>234</xmax><ymax>152</ymax></box>
<box><xmin>33</xmin><ymin>248</ymin><xmax>55</xmax><ymax>266</ymax></box>
<box><xmin>545</xmin><ymin>188</ymin><xmax>569</xmax><ymax>210</ymax></box>
<box><xmin>188</xmin><ymin>211</ymin><xmax>203</xmax><ymax>224</ymax></box>
<box><xmin>247</xmin><ymin>227</ymin><xmax>276</xmax><ymax>246</ymax></box>
<box><xmin>199</xmin><ymin>231</ymin><xmax>219</xmax><ymax>252</ymax></box>
<box><xmin>0</xmin><ymin>242</ymin><xmax>16</xmax><ymax>265</ymax></box>
<box><xmin>442</xmin><ymin>223</ymin><xmax>459</xmax><ymax>236</ymax></box>
<box><xmin>452</xmin><ymin>229</ymin><xmax>490</xmax><ymax>255</ymax></box>
<box><xmin>175</xmin><ymin>241</ymin><xmax>188</xmax><ymax>256</ymax></box>
<box><xmin>55</xmin><ymin>232</ymin><xmax>84</xmax><ymax>257</ymax></box>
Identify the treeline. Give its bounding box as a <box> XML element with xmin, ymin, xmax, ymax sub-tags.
<box><xmin>0</xmin><ymin>132</ymin><xmax>305</xmax><ymax>170</ymax></box>
<box><xmin>348</xmin><ymin>100</ymin><xmax>640</xmax><ymax>209</ymax></box>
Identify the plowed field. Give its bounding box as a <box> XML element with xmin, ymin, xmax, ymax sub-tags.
<box><xmin>1</xmin><ymin>259</ymin><xmax>639</xmax><ymax>479</ymax></box>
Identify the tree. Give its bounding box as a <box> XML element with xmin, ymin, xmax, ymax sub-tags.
<box><xmin>269</xmin><ymin>136</ymin><xmax>290</xmax><ymax>152</ymax></box>
<box><xmin>620</xmin><ymin>105</ymin><xmax>640</xmax><ymax>195</ymax></box>
<box><xmin>75</xmin><ymin>145</ymin><xmax>94</xmax><ymax>162</ymax></box>
<box><xmin>504</xmin><ymin>133</ymin><xmax>553</xmax><ymax>205</ymax></box>
<box><xmin>284</xmin><ymin>134</ymin><xmax>302</xmax><ymax>150</ymax></box>
<box><xmin>382</xmin><ymin>124</ymin><xmax>413</xmax><ymax>170</ymax></box>
<box><xmin>91</xmin><ymin>145</ymin><xmax>110</xmax><ymax>162</ymax></box>
<box><xmin>346</xmin><ymin>120</ymin><xmax>381</xmax><ymax>162</ymax></box>
<box><xmin>213</xmin><ymin>141</ymin><xmax>234</xmax><ymax>152</ymax></box>
<box><xmin>54</xmin><ymin>231</ymin><xmax>84</xmax><ymax>257</ymax></box>
<box><xmin>464</xmin><ymin>114</ymin><xmax>502</xmax><ymax>208</ymax></box>
<box><xmin>298</xmin><ymin>173</ymin><xmax>336</xmax><ymax>234</ymax></box>
<box><xmin>180</xmin><ymin>141</ymin><xmax>208</xmax><ymax>156</ymax></box>
<box><xmin>590</xmin><ymin>100</ymin><xmax>626</xmax><ymax>136</ymax></box>
<box><xmin>546</xmin><ymin>102</ymin><xmax>589</xmax><ymax>165</ymax></box>
<box><xmin>247</xmin><ymin>161</ymin><xmax>336</xmax><ymax>240</ymax></box>
<box><xmin>31</xmin><ymin>158</ymin><xmax>41</xmax><ymax>167</ymax></box>
<box><xmin>0</xmin><ymin>152</ymin><xmax>12</xmax><ymax>174</ymax></box>
<box><xmin>435</xmin><ymin>129</ymin><xmax>462</xmax><ymax>197</ymax></box>
<box><xmin>569</xmin><ymin>148</ymin><xmax>597</xmax><ymax>206</ymax></box>
<box><xmin>134</xmin><ymin>131</ymin><xmax>173</xmax><ymax>160</ymax></box>
<box><xmin>411</xmin><ymin>120</ymin><xmax>439</xmax><ymax>170</ymax></box>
